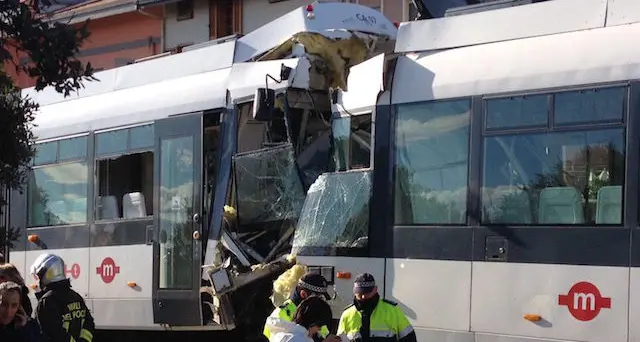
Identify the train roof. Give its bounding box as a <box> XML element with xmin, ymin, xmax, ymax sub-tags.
<box><xmin>233</xmin><ymin>1</ymin><xmax>397</xmax><ymax>63</ymax></box>
<box><xmin>390</xmin><ymin>0</ymin><xmax>640</xmax><ymax>105</ymax></box>
<box><xmin>394</xmin><ymin>0</ymin><xmax>640</xmax><ymax>54</ymax></box>
<box><xmin>333</xmin><ymin>53</ymin><xmax>385</xmax><ymax>117</ymax></box>
<box><xmin>34</xmin><ymin>56</ymin><xmax>314</xmax><ymax>140</ymax></box>
<box><xmin>24</xmin><ymin>1</ymin><xmax>398</xmax><ymax>141</ymax></box>
<box><xmin>35</xmin><ymin>67</ymin><xmax>231</xmax><ymax>141</ymax></box>
<box><xmin>23</xmin><ymin>1</ymin><xmax>397</xmax><ymax>108</ymax></box>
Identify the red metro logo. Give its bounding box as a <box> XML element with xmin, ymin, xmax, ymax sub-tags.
<box><xmin>558</xmin><ymin>281</ymin><xmax>611</xmax><ymax>321</ymax></box>
<box><xmin>96</xmin><ymin>257</ymin><xmax>120</xmax><ymax>284</ymax></box>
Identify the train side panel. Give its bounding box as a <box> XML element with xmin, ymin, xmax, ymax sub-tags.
<box><xmin>89</xmin><ymin>245</ymin><xmax>155</xmax><ymax>329</ymax></box>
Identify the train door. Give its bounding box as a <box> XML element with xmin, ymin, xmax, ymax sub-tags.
<box><xmin>152</xmin><ymin>113</ymin><xmax>204</xmax><ymax>326</ymax></box>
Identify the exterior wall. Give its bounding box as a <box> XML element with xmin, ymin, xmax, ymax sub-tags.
<box><xmin>7</xmin><ymin>0</ymin><xmax>404</xmax><ymax>89</ymax></box>
<box><xmin>8</xmin><ymin>8</ymin><xmax>162</xmax><ymax>89</ymax></box>
<box><xmin>242</xmin><ymin>0</ymin><xmax>409</xmax><ymax>34</ymax></box>
<box><xmin>242</xmin><ymin>0</ymin><xmax>311</xmax><ymax>34</ymax></box>
<box><xmin>357</xmin><ymin>0</ymin><xmax>407</xmax><ymax>21</ymax></box>
<box><xmin>164</xmin><ymin>0</ymin><xmax>211</xmax><ymax>51</ymax></box>
<box><xmin>79</xmin><ymin>9</ymin><xmax>163</xmax><ymax>70</ymax></box>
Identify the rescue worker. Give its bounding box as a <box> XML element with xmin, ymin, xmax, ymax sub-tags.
<box><xmin>30</xmin><ymin>253</ymin><xmax>95</xmax><ymax>342</ymax></box>
<box><xmin>265</xmin><ymin>296</ymin><xmax>340</xmax><ymax>342</ymax></box>
<box><xmin>337</xmin><ymin>273</ymin><xmax>416</xmax><ymax>342</ymax></box>
<box><xmin>264</xmin><ymin>272</ymin><xmax>332</xmax><ymax>342</ymax></box>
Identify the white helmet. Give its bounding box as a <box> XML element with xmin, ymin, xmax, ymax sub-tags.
<box><xmin>30</xmin><ymin>253</ymin><xmax>67</xmax><ymax>288</ymax></box>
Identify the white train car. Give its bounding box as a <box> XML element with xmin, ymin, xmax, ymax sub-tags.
<box><xmin>293</xmin><ymin>0</ymin><xmax>640</xmax><ymax>342</ymax></box>
<box><xmin>6</xmin><ymin>1</ymin><xmax>397</xmax><ymax>339</ymax></box>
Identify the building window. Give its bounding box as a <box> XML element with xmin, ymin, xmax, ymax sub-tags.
<box><xmin>394</xmin><ymin>99</ymin><xmax>471</xmax><ymax>225</ymax></box>
<box><xmin>216</xmin><ymin>0</ymin><xmax>233</xmax><ymax>37</ymax></box>
<box><xmin>95</xmin><ymin>125</ymin><xmax>154</xmax><ymax>221</ymax></box>
<box><xmin>177</xmin><ymin>0</ymin><xmax>194</xmax><ymax>21</ymax></box>
<box><xmin>210</xmin><ymin>0</ymin><xmax>241</xmax><ymax>39</ymax></box>
<box><xmin>481</xmin><ymin>86</ymin><xmax>627</xmax><ymax>225</ymax></box>
<box><xmin>28</xmin><ymin>136</ymin><xmax>89</xmax><ymax>227</ymax></box>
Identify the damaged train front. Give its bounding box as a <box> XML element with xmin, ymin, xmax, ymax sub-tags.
<box><xmin>198</xmin><ymin>1</ymin><xmax>398</xmax><ymax>337</ymax></box>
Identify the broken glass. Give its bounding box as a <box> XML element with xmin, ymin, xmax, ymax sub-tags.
<box><xmin>292</xmin><ymin>170</ymin><xmax>371</xmax><ymax>252</ymax></box>
<box><xmin>233</xmin><ymin>143</ymin><xmax>306</xmax><ymax>225</ymax></box>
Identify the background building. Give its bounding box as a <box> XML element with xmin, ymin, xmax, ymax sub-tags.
<box><xmin>8</xmin><ymin>0</ymin><xmax>417</xmax><ymax>89</ymax></box>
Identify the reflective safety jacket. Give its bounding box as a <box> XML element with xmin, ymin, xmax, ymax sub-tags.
<box><xmin>263</xmin><ymin>299</ymin><xmax>330</xmax><ymax>340</ymax></box>
<box><xmin>36</xmin><ymin>279</ymin><xmax>95</xmax><ymax>342</ymax></box>
<box><xmin>337</xmin><ymin>298</ymin><xmax>417</xmax><ymax>342</ymax></box>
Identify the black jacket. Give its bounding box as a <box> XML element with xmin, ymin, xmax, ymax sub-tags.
<box><xmin>35</xmin><ymin>279</ymin><xmax>95</xmax><ymax>342</ymax></box>
<box><xmin>0</xmin><ymin>318</ymin><xmax>43</xmax><ymax>342</ymax></box>
<box><xmin>22</xmin><ymin>284</ymin><xmax>33</xmax><ymax>317</ymax></box>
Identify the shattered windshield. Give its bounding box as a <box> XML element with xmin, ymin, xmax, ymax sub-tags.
<box><xmin>233</xmin><ymin>143</ymin><xmax>306</xmax><ymax>224</ymax></box>
<box><xmin>291</xmin><ymin>170</ymin><xmax>371</xmax><ymax>253</ymax></box>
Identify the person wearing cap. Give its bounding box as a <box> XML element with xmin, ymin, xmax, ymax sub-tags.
<box><xmin>264</xmin><ymin>272</ymin><xmax>332</xmax><ymax>342</ymax></box>
<box><xmin>337</xmin><ymin>273</ymin><xmax>416</xmax><ymax>342</ymax></box>
<box><xmin>264</xmin><ymin>296</ymin><xmax>339</xmax><ymax>342</ymax></box>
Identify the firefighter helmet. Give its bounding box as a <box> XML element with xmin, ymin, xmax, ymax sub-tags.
<box><xmin>30</xmin><ymin>253</ymin><xmax>67</xmax><ymax>288</ymax></box>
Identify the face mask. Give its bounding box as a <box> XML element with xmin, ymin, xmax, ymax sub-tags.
<box><xmin>355</xmin><ymin>293</ymin><xmax>379</xmax><ymax>311</ymax></box>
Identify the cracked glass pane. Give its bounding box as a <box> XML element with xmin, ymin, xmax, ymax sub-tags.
<box><xmin>292</xmin><ymin>170</ymin><xmax>371</xmax><ymax>252</ymax></box>
<box><xmin>233</xmin><ymin>143</ymin><xmax>306</xmax><ymax>225</ymax></box>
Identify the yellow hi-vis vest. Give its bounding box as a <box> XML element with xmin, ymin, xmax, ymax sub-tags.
<box><xmin>337</xmin><ymin>298</ymin><xmax>415</xmax><ymax>341</ymax></box>
<box><xmin>262</xmin><ymin>299</ymin><xmax>330</xmax><ymax>340</ymax></box>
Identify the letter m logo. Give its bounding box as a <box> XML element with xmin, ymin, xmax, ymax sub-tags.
<box><xmin>103</xmin><ymin>264</ymin><xmax>114</xmax><ymax>277</ymax></box>
<box><xmin>573</xmin><ymin>292</ymin><xmax>596</xmax><ymax>311</ymax></box>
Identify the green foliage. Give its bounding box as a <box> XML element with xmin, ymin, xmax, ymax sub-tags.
<box><xmin>0</xmin><ymin>0</ymin><xmax>95</xmax><ymax>254</ymax></box>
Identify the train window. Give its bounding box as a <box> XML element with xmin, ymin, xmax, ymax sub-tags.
<box><xmin>159</xmin><ymin>136</ymin><xmax>195</xmax><ymax>289</ymax></box>
<box><xmin>332</xmin><ymin>116</ymin><xmax>350</xmax><ymax>171</ymax></box>
<box><xmin>129</xmin><ymin>125</ymin><xmax>154</xmax><ymax>150</ymax></box>
<box><xmin>28</xmin><ymin>136</ymin><xmax>90</xmax><ymax>227</ymax></box>
<box><xmin>95</xmin><ymin>124</ymin><xmax>154</xmax><ymax>221</ymax></box>
<box><xmin>96</xmin><ymin>129</ymin><xmax>128</xmax><ymax>156</ymax></box>
<box><xmin>393</xmin><ymin>99</ymin><xmax>471</xmax><ymax>225</ymax></box>
<box><xmin>96</xmin><ymin>152</ymin><xmax>153</xmax><ymax>221</ymax></box>
<box><xmin>33</xmin><ymin>142</ymin><xmax>57</xmax><ymax>166</ymax></box>
<box><xmin>554</xmin><ymin>87</ymin><xmax>626</xmax><ymax>126</ymax></box>
<box><xmin>481</xmin><ymin>128</ymin><xmax>625</xmax><ymax>225</ymax></box>
<box><xmin>331</xmin><ymin>113</ymin><xmax>372</xmax><ymax>171</ymax></box>
<box><xmin>58</xmin><ymin>136</ymin><xmax>87</xmax><ymax>161</ymax></box>
<box><xmin>350</xmin><ymin>114</ymin><xmax>372</xmax><ymax>169</ymax></box>
<box><xmin>27</xmin><ymin>163</ymin><xmax>89</xmax><ymax>227</ymax></box>
<box><xmin>486</xmin><ymin>94</ymin><xmax>548</xmax><ymax>130</ymax></box>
